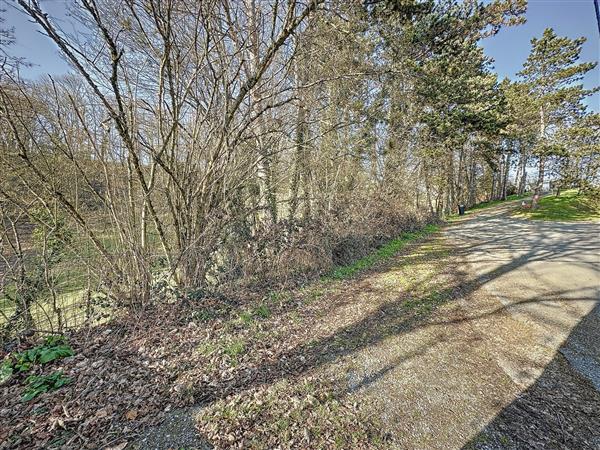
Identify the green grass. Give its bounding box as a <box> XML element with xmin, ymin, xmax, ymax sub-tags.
<box><xmin>327</xmin><ymin>223</ymin><xmax>439</xmax><ymax>280</ymax></box>
<box><xmin>468</xmin><ymin>193</ymin><xmax>530</xmax><ymax>211</ymax></box>
<box><xmin>238</xmin><ymin>311</ymin><xmax>254</xmax><ymax>325</ymax></box>
<box><xmin>223</xmin><ymin>340</ymin><xmax>245</xmax><ymax>359</ymax></box>
<box><xmin>190</xmin><ymin>308</ymin><xmax>217</xmax><ymax>323</ymax></box>
<box><xmin>237</xmin><ymin>304</ymin><xmax>272</xmax><ymax>327</ymax></box>
<box><xmin>254</xmin><ymin>304</ymin><xmax>271</xmax><ymax>319</ymax></box>
<box><xmin>196</xmin><ymin>342</ymin><xmax>218</xmax><ymax>357</ymax></box>
<box><xmin>446</xmin><ymin>193</ymin><xmax>531</xmax><ymax>222</ymax></box>
<box><xmin>513</xmin><ymin>189</ymin><xmax>600</xmax><ymax>221</ymax></box>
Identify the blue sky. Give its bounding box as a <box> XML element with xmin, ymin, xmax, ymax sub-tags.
<box><xmin>3</xmin><ymin>0</ymin><xmax>72</xmax><ymax>77</ymax></box>
<box><xmin>3</xmin><ymin>0</ymin><xmax>599</xmax><ymax>111</ymax></box>
<box><xmin>481</xmin><ymin>0</ymin><xmax>599</xmax><ymax>112</ymax></box>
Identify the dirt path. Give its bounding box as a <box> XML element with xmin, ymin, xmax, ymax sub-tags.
<box><xmin>340</xmin><ymin>203</ymin><xmax>600</xmax><ymax>449</ymax></box>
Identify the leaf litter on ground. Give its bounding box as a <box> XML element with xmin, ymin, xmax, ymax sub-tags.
<box><xmin>1</xmin><ymin>228</ymin><xmax>445</xmax><ymax>449</ymax></box>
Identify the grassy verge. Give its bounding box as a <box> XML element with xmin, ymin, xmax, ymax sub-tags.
<box><xmin>513</xmin><ymin>189</ymin><xmax>600</xmax><ymax>221</ymax></box>
<box><xmin>446</xmin><ymin>193</ymin><xmax>531</xmax><ymax>222</ymax></box>
<box><xmin>327</xmin><ymin>223</ymin><xmax>440</xmax><ymax>280</ymax></box>
<box><xmin>193</xmin><ymin>228</ymin><xmax>454</xmax><ymax>448</ymax></box>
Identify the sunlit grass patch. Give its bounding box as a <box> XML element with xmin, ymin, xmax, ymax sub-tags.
<box><xmin>254</xmin><ymin>304</ymin><xmax>271</xmax><ymax>319</ymax></box>
<box><xmin>327</xmin><ymin>224</ymin><xmax>439</xmax><ymax>280</ymax></box>
<box><xmin>238</xmin><ymin>311</ymin><xmax>254</xmax><ymax>325</ymax></box>
<box><xmin>513</xmin><ymin>189</ymin><xmax>600</xmax><ymax>221</ymax></box>
<box><xmin>222</xmin><ymin>339</ymin><xmax>246</xmax><ymax>365</ymax></box>
<box><xmin>196</xmin><ymin>342</ymin><xmax>218</xmax><ymax>357</ymax></box>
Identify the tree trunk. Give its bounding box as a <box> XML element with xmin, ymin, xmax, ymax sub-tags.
<box><xmin>247</xmin><ymin>0</ymin><xmax>277</xmax><ymax>224</ymax></box>
<box><xmin>468</xmin><ymin>159</ymin><xmax>477</xmax><ymax>207</ymax></box>
<box><xmin>537</xmin><ymin>105</ymin><xmax>546</xmax><ymax>192</ymax></box>
<box><xmin>456</xmin><ymin>145</ymin><xmax>466</xmax><ymax>205</ymax></box>
<box><xmin>289</xmin><ymin>101</ymin><xmax>306</xmax><ymax>221</ymax></box>
<box><xmin>446</xmin><ymin>148</ymin><xmax>455</xmax><ymax>214</ymax></box>
<box><xmin>501</xmin><ymin>151</ymin><xmax>511</xmax><ymax>200</ymax></box>
<box><xmin>490</xmin><ymin>169</ymin><xmax>497</xmax><ymax>202</ymax></box>
<box><xmin>537</xmin><ymin>156</ymin><xmax>545</xmax><ymax>192</ymax></box>
<box><xmin>517</xmin><ymin>150</ymin><xmax>528</xmax><ymax>195</ymax></box>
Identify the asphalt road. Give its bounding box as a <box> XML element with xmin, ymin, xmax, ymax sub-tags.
<box><xmin>446</xmin><ymin>202</ymin><xmax>600</xmax><ymax>390</ymax></box>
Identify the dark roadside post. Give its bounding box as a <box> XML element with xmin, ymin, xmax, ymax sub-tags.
<box><xmin>458</xmin><ymin>204</ymin><xmax>466</xmax><ymax>216</ymax></box>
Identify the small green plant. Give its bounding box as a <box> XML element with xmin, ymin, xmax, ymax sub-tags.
<box><xmin>1</xmin><ymin>335</ymin><xmax>74</xmax><ymax>386</ymax></box>
<box><xmin>239</xmin><ymin>311</ymin><xmax>254</xmax><ymax>325</ymax></box>
<box><xmin>191</xmin><ymin>308</ymin><xmax>216</xmax><ymax>323</ymax></box>
<box><xmin>22</xmin><ymin>371</ymin><xmax>71</xmax><ymax>402</ymax></box>
<box><xmin>254</xmin><ymin>304</ymin><xmax>271</xmax><ymax>319</ymax></box>
<box><xmin>266</xmin><ymin>291</ymin><xmax>292</xmax><ymax>306</ymax></box>
<box><xmin>196</xmin><ymin>342</ymin><xmax>217</xmax><ymax>356</ymax></box>
<box><xmin>238</xmin><ymin>304</ymin><xmax>271</xmax><ymax>326</ymax></box>
<box><xmin>187</xmin><ymin>288</ymin><xmax>206</xmax><ymax>302</ymax></box>
<box><xmin>223</xmin><ymin>340</ymin><xmax>245</xmax><ymax>365</ymax></box>
<box><xmin>0</xmin><ymin>360</ymin><xmax>13</xmax><ymax>384</ymax></box>
<box><xmin>499</xmin><ymin>435</ymin><xmax>510</xmax><ymax>446</ymax></box>
<box><xmin>12</xmin><ymin>335</ymin><xmax>74</xmax><ymax>372</ymax></box>
<box><xmin>267</xmin><ymin>291</ymin><xmax>282</xmax><ymax>303</ymax></box>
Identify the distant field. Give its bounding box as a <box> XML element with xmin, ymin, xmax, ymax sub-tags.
<box><xmin>0</xmin><ymin>226</ymin><xmax>134</xmax><ymax>334</ymax></box>
<box><xmin>513</xmin><ymin>189</ymin><xmax>600</xmax><ymax>222</ymax></box>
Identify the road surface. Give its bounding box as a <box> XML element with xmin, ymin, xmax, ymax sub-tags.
<box><xmin>344</xmin><ymin>201</ymin><xmax>600</xmax><ymax>449</ymax></box>
<box><xmin>445</xmin><ymin>202</ymin><xmax>600</xmax><ymax>448</ymax></box>
<box><xmin>446</xmin><ymin>203</ymin><xmax>600</xmax><ymax>391</ymax></box>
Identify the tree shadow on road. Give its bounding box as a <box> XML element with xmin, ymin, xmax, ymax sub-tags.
<box><xmin>182</xmin><ymin>211</ymin><xmax>599</xmax><ymax>447</ymax></box>
<box><xmin>463</xmin><ymin>303</ymin><xmax>600</xmax><ymax>450</ymax></box>
<box><xmin>192</xmin><ymin>211</ymin><xmax>598</xmax><ymax>407</ymax></box>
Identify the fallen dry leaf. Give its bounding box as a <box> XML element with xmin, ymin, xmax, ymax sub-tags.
<box><xmin>124</xmin><ymin>409</ymin><xmax>138</xmax><ymax>420</ymax></box>
<box><xmin>95</xmin><ymin>407</ymin><xmax>110</xmax><ymax>419</ymax></box>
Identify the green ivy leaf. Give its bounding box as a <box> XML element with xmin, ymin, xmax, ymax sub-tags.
<box><xmin>21</xmin><ymin>371</ymin><xmax>71</xmax><ymax>402</ymax></box>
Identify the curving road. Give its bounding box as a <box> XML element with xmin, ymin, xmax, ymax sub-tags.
<box><xmin>446</xmin><ymin>202</ymin><xmax>600</xmax><ymax>389</ymax></box>
<box><xmin>445</xmin><ymin>201</ymin><xmax>600</xmax><ymax>449</ymax></box>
